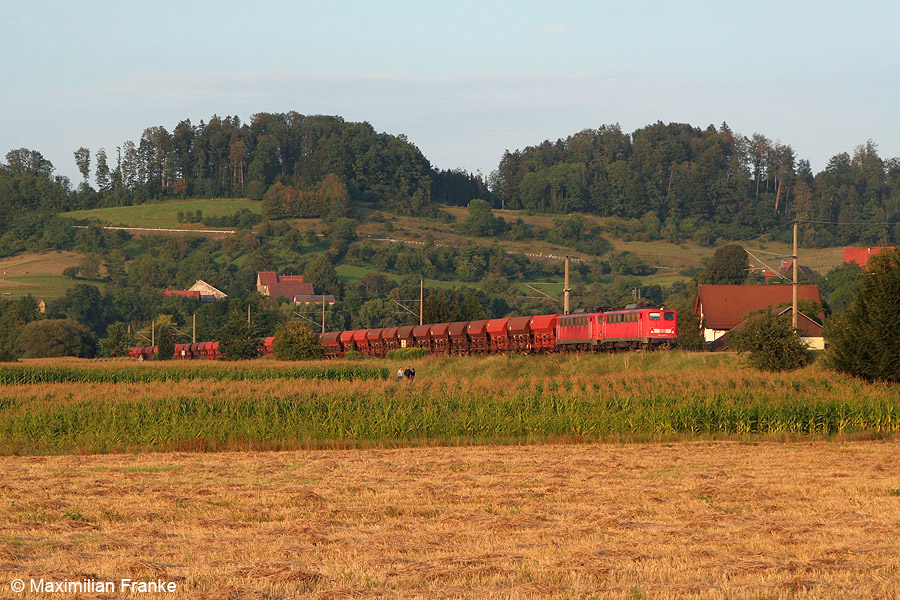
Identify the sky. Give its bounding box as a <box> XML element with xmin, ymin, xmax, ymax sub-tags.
<box><xmin>3</xmin><ymin>0</ymin><xmax>899</xmax><ymax>185</ymax></box>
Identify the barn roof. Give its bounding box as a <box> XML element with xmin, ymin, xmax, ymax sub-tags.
<box><xmin>694</xmin><ymin>284</ymin><xmax>822</xmax><ymax>330</ymax></box>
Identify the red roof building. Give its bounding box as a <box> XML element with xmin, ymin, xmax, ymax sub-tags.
<box><xmin>843</xmin><ymin>247</ymin><xmax>897</xmax><ymax>269</ymax></box>
<box><xmin>256</xmin><ymin>271</ymin><xmax>314</xmax><ymax>299</ymax></box>
<box><xmin>694</xmin><ymin>284</ymin><xmax>822</xmax><ymax>344</ymax></box>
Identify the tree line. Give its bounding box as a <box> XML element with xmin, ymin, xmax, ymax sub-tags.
<box><xmin>492</xmin><ymin>123</ymin><xmax>900</xmax><ymax>247</ymax></box>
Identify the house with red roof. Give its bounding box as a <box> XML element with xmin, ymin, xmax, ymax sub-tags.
<box><xmin>256</xmin><ymin>271</ymin><xmax>335</xmax><ymax>304</ymax></box>
<box><xmin>843</xmin><ymin>247</ymin><xmax>897</xmax><ymax>269</ymax></box>
<box><xmin>694</xmin><ymin>284</ymin><xmax>824</xmax><ymax>349</ymax></box>
<box><xmin>256</xmin><ymin>271</ymin><xmax>314</xmax><ymax>299</ymax></box>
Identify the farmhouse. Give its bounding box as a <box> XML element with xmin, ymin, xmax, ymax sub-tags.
<box><xmin>694</xmin><ymin>284</ymin><xmax>824</xmax><ymax>347</ymax></box>
<box><xmin>256</xmin><ymin>271</ymin><xmax>313</xmax><ymax>298</ymax></box>
<box><xmin>256</xmin><ymin>271</ymin><xmax>334</xmax><ymax>305</ymax></box>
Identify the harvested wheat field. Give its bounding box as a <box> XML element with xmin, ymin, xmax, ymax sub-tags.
<box><xmin>2</xmin><ymin>442</ymin><xmax>900</xmax><ymax>599</ymax></box>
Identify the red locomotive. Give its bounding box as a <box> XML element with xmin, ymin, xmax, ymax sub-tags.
<box><xmin>129</xmin><ymin>306</ymin><xmax>677</xmax><ymax>360</ymax></box>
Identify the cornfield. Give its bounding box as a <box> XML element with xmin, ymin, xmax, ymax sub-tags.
<box><xmin>0</xmin><ymin>352</ymin><xmax>897</xmax><ymax>454</ymax></box>
<box><xmin>0</xmin><ymin>363</ymin><xmax>389</xmax><ymax>384</ymax></box>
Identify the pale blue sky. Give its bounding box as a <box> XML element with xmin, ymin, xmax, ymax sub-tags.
<box><xmin>3</xmin><ymin>0</ymin><xmax>899</xmax><ymax>184</ymax></box>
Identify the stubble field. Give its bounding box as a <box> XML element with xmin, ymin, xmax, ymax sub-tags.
<box><xmin>2</xmin><ymin>442</ymin><xmax>900</xmax><ymax>599</ymax></box>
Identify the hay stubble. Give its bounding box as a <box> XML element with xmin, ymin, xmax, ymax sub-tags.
<box><xmin>2</xmin><ymin>442</ymin><xmax>899</xmax><ymax>599</ymax></box>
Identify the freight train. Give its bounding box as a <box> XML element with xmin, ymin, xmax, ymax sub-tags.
<box><xmin>128</xmin><ymin>306</ymin><xmax>677</xmax><ymax>360</ymax></box>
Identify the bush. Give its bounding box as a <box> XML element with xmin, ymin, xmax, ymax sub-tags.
<box><xmin>217</xmin><ymin>315</ymin><xmax>259</xmax><ymax>360</ymax></box>
<box><xmin>153</xmin><ymin>323</ymin><xmax>176</xmax><ymax>361</ymax></box>
<box><xmin>100</xmin><ymin>322</ymin><xmax>133</xmax><ymax>358</ymax></box>
<box><xmin>20</xmin><ymin>318</ymin><xmax>97</xmax><ymax>358</ymax></box>
<box><xmin>733</xmin><ymin>310</ymin><xmax>810</xmax><ymax>371</ymax></box>
<box><xmin>386</xmin><ymin>347</ymin><xmax>429</xmax><ymax>360</ymax></box>
<box><xmin>272</xmin><ymin>321</ymin><xmax>325</xmax><ymax>360</ymax></box>
<box><xmin>343</xmin><ymin>350</ymin><xmax>367</xmax><ymax>361</ymax></box>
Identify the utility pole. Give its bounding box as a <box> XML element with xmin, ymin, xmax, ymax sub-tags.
<box><xmin>564</xmin><ymin>256</ymin><xmax>571</xmax><ymax>315</ymax></box>
<box><xmin>419</xmin><ymin>278</ymin><xmax>424</xmax><ymax>326</ymax></box>
<box><xmin>151</xmin><ymin>320</ymin><xmax>155</xmax><ymax>347</ymax></box>
<box><xmin>192</xmin><ymin>313</ymin><xmax>196</xmax><ymax>344</ymax></box>
<box><xmin>792</xmin><ymin>221</ymin><xmax>798</xmax><ymax>330</ymax></box>
<box><xmin>247</xmin><ymin>304</ymin><xmax>251</xmax><ymax>325</ymax></box>
<box><xmin>322</xmin><ymin>295</ymin><xmax>326</xmax><ymax>334</ymax></box>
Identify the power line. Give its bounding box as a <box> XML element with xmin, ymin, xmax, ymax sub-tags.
<box><xmin>797</xmin><ymin>219</ymin><xmax>899</xmax><ymax>226</ymax></box>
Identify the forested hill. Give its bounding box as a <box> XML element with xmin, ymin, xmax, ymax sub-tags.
<box><xmin>84</xmin><ymin>113</ymin><xmax>438</xmax><ymax>216</ymax></box>
<box><xmin>492</xmin><ymin>123</ymin><xmax>900</xmax><ymax>247</ymax></box>
<box><xmin>1</xmin><ymin>114</ymin><xmax>899</xmax><ymax>249</ymax></box>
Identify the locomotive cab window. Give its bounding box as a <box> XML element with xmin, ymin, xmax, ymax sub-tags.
<box><xmin>649</xmin><ymin>312</ymin><xmax>661</xmax><ymax>321</ymax></box>
<box><xmin>664</xmin><ymin>312</ymin><xmax>675</xmax><ymax>321</ymax></box>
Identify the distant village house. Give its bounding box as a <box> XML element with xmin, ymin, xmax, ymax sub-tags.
<box><xmin>256</xmin><ymin>271</ymin><xmax>335</xmax><ymax>305</ymax></box>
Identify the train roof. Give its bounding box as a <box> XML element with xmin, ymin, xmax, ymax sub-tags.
<box><xmin>429</xmin><ymin>323</ymin><xmax>450</xmax><ymax>337</ymax></box>
<box><xmin>529</xmin><ymin>314</ymin><xmax>558</xmax><ymax>333</ymax></box>
<box><xmin>507</xmin><ymin>316</ymin><xmax>532</xmax><ymax>334</ymax></box>
<box><xmin>485</xmin><ymin>318</ymin><xmax>510</xmax><ymax>334</ymax></box>
<box><xmin>448</xmin><ymin>321</ymin><xmax>468</xmax><ymax>337</ymax></box>
<box><xmin>466</xmin><ymin>320</ymin><xmax>489</xmax><ymax>336</ymax></box>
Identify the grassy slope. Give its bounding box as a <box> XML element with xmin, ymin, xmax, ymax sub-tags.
<box><xmin>60</xmin><ymin>198</ymin><xmax>262</xmax><ymax>229</ymax></box>
<box><xmin>0</xmin><ymin>251</ymin><xmax>107</xmax><ymax>298</ymax></box>
<box><xmin>52</xmin><ymin>198</ymin><xmax>849</xmax><ymax>297</ymax></box>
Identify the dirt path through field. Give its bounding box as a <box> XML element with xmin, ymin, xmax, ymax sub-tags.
<box><xmin>1</xmin><ymin>441</ymin><xmax>899</xmax><ymax>599</ymax></box>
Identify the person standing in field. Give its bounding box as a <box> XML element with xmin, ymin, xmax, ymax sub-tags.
<box><xmin>405</xmin><ymin>366</ymin><xmax>415</xmax><ymax>381</ymax></box>
<box><xmin>397</xmin><ymin>367</ymin><xmax>405</xmax><ymax>380</ymax></box>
